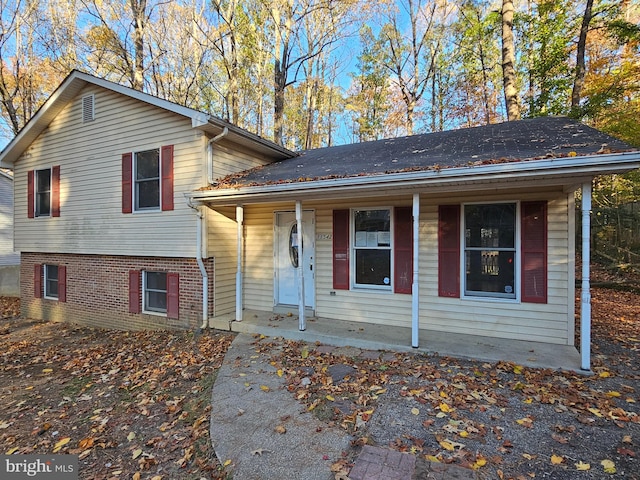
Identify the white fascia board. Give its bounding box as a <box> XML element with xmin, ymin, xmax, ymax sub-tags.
<box><xmin>189</xmin><ymin>151</ymin><xmax>640</xmax><ymax>205</ymax></box>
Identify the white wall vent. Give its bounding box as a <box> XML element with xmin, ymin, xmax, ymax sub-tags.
<box><xmin>82</xmin><ymin>94</ymin><xmax>95</xmax><ymax>123</ymax></box>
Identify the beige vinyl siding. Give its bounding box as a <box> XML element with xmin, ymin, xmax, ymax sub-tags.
<box><xmin>211</xmin><ymin>143</ymin><xmax>273</xmax><ymax>181</ymax></box>
<box><xmin>242</xmin><ymin>204</ymin><xmax>281</xmax><ymax>311</ymax></box>
<box><xmin>314</xmin><ymin>198</ymin><xmax>413</xmax><ymax>327</ymax></box>
<box><xmin>14</xmin><ymin>85</ymin><xmax>205</xmax><ymax>257</ymax></box>
<box><xmin>418</xmin><ymin>192</ymin><xmax>572</xmax><ymax>345</ymax></box>
<box><xmin>206</xmin><ymin>206</ymin><xmax>238</xmax><ymax>316</ymax></box>
<box><xmin>210</xmin><ymin>188</ymin><xmax>573</xmax><ymax>345</ymax></box>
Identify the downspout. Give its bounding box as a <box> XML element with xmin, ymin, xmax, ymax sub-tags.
<box><xmin>580</xmin><ymin>181</ymin><xmax>592</xmax><ymax>371</ymax></box>
<box><xmin>208</xmin><ymin>127</ymin><xmax>229</xmax><ymax>184</ymax></box>
<box><xmin>187</xmin><ymin>198</ymin><xmax>209</xmax><ymax>330</ymax></box>
<box><xmin>412</xmin><ymin>193</ymin><xmax>420</xmax><ymax>348</ymax></box>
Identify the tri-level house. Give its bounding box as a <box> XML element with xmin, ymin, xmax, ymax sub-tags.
<box><xmin>1</xmin><ymin>70</ymin><xmax>639</xmax><ymax>371</ymax></box>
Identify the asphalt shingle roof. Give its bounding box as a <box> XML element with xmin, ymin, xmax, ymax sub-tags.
<box><xmin>214</xmin><ymin>117</ymin><xmax>632</xmax><ymax>188</ymax></box>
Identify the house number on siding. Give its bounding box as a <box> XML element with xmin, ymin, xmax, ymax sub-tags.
<box><xmin>317</xmin><ymin>233</ymin><xmax>332</xmax><ymax>240</ymax></box>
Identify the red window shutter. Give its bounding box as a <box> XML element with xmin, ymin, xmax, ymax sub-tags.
<box><xmin>161</xmin><ymin>145</ymin><xmax>174</xmax><ymax>211</ymax></box>
<box><xmin>521</xmin><ymin>201</ymin><xmax>547</xmax><ymax>303</ymax></box>
<box><xmin>122</xmin><ymin>153</ymin><xmax>133</xmax><ymax>214</ymax></box>
<box><xmin>394</xmin><ymin>206</ymin><xmax>413</xmax><ymax>294</ymax></box>
<box><xmin>166</xmin><ymin>272</ymin><xmax>180</xmax><ymax>319</ymax></box>
<box><xmin>34</xmin><ymin>264</ymin><xmax>42</xmax><ymax>298</ymax></box>
<box><xmin>52</xmin><ymin>165</ymin><xmax>61</xmax><ymax>217</ymax></box>
<box><xmin>438</xmin><ymin>205</ymin><xmax>460</xmax><ymax>298</ymax></box>
<box><xmin>128</xmin><ymin>270</ymin><xmax>141</xmax><ymax>313</ymax></box>
<box><xmin>332</xmin><ymin>209</ymin><xmax>350</xmax><ymax>290</ymax></box>
<box><xmin>58</xmin><ymin>265</ymin><xmax>67</xmax><ymax>302</ymax></box>
<box><xmin>27</xmin><ymin>170</ymin><xmax>35</xmax><ymax>218</ymax></box>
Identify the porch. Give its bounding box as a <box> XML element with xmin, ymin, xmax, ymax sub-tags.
<box><xmin>209</xmin><ymin>310</ymin><xmax>583</xmax><ymax>373</ymax></box>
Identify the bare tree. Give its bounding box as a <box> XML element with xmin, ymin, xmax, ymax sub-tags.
<box><xmin>379</xmin><ymin>0</ymin><xmax>453</xmax><ymax>136</ymax></box>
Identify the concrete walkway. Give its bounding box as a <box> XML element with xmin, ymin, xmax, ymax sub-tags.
<box><xmin>210</xmin><ymin>333</ymin><xmax>479</xmax><ymax>480</ymax></box>
<box><xmin>210</xmin><ymin>334</ymin><xmax>352</xmax><ymax>480</ymax></box>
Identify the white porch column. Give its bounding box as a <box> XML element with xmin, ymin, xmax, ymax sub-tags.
<box><xmin>296</xmin><ymin>201</ymin><xmax>306</xmax><ymax>331</ymax></box>
<box><xmin>580</xmin><ymin>182</ymin><xmax>592</xmax><ymax>371</ymax></box>
<box><xmin>412</xmin><ymin>193</ymin><xmax>420</xmax><ymax>348</ymax></box>
<box><xmin>235</xmin><ymin>205</ymin><xmax>244</xmax><ymax>322</ymax></box>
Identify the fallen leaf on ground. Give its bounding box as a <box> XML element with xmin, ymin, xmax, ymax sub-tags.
<box><xmin>601</xmin><ymin>459</ymin><xmax>616</xmax><ymax>473</ymax></box>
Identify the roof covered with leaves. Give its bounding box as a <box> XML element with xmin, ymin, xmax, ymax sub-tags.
<box><xmin>212</xmin><ymin>117</ymin><xmax>633</xmax><ymax>189</ymax></box>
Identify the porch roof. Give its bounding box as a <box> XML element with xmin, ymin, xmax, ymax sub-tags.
<box><xmin>190</xmin><ymin>117</ymin><xmax>640</xmax><ymax>206</ymax></box>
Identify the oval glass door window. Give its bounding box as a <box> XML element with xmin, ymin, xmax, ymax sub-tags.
<box><xmin>289</xmin><ymin>224</ymin><xmax>301</xmax><ymax>268</ymax></box>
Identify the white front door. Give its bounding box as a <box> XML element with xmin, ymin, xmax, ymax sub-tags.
<box><xmin>275</xmin><ymin>211</ymin><xmax>315</xmax><ymax>309</ymax></box>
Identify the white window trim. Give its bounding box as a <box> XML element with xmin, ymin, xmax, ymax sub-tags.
<box><xmin>142</xmin><ymin>270</ymin><xmax>167</xmax><ymax>316</ymax></box>
<box><xmin>133</xmin><ymin>148</ymin><xmax>162</xmax><ymax>213</ymax></box>
<box><xmin>350</xmin><ymin>206</ymin><xmax>394</xmax><ymax>291</ymax></box>
<box><xmin>461</xmin><ymin>201</ymin><xmax>521</xmax><ymax>303</ymax></box>
<box><xmin>43</xmin><ymin>264</ymin><xmax>59</xmax><ymax>300</ymax></box>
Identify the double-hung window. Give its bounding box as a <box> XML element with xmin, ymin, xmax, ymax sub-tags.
<box><xmin>27</xmin><ymin>166</ymin><xmax>60</xmax><ymax>219</ymax></box>
<box><xmin>464</xmin><ymin>203</ymin><xmax>516</xmax><ymax>299</ymax></box>
<box><xmin>44</xmin><ymin>264</ymin><xmax>59</xmax><ymax>299</ymax></box>
<box><xmin>35</xmin><ymin>169</ymin><xmax>52</xmax><ymax>217</ymax></box>
<box><xmin>122</xmin><ymin>145</ymin><xmax>173</xmax><ymax>214</ymax></box>
<box><xmin>333</xmin><ymin>207</ymin><xmax>413</xmax><ymax>294</ymax></box>
<box><xmin>143</xmin><ymin>271</ymin><xmax>167</xmax><ymax>314</ymax></box>
<box><xmin>353</xmin><ymin>209</ymin><xmax>392</xmax><ymax>289</ymax></box>
<box><xmin>440</xmin><ymin>201</ymin><xmax>547</xmax><ymax>303</ymax></box>
<box><xmin>135</xmin><ymin>149</ymin><xmax>160</xmax><ymax>211</ymax></box>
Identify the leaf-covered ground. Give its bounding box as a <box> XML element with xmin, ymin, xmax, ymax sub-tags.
<box><xmin>0</xmin><ymin>302</ymin><xmax>234</xmax><ymax>480</ymax></box>
<box><xmin>1</xmin><ymin>273</ymin><xmax>639</xmax><ymax>479</ymax></box>
<box><xmin>258</xmin><ymin>286</ymin><xmax>640</xmax><ymax>479</ymax></box>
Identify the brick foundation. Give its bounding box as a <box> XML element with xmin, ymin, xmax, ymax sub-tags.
<box><xmin>20</xmin><ymin>252</ymin><xmax>214</xmax><ymax>330</ymax></box>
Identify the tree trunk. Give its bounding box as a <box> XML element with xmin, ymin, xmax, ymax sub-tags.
<box><xmin>130</xmin><ymin>0</ymin><xmax>146</xmax><ymax>90</ymax></box>
<box><xmin>571</xmin><ymin>0</ymin><xmax>594</xmax><ymax>114</ymax></box>
<box><xmin>501</xmin><ymin>0</ymin><xmax>521</xmax><ymax>120</ymax></box>
<box><xmin>274</xmin><ymin>58</ymin><xmax>286</xmax><ymax>146</ymax></box>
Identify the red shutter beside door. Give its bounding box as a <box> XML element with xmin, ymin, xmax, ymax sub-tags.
<box><xmin>332</xmin><ymin>210</ymin><xmax>350</xmax><ymax>290</ymax></box>
<box><xmin>128</xmin><ymin>270</ymin><xmax>141</xmax><ymax>313</ymax></box>
<box><xmin>58</xmin><ymin>265</ymin><xmax>67</xmax><ymax>302</ymax></box>
<box><xmin>122</xmin><ymin>153</ymin><xmax>133</xmax><ymax>214</ymax></box>
<box><xmin>521</xmin><ymin>201</ymin><xmax>547</xmax><ymax>303</ymax></box>
<box><xmin>166</xmin><ymin>272</ymin><xmax>180</xmax><ymax>319</ymax></box>
<box><xmin>27</xmin><ymin>170</ymin><xmax>35</xmax><ymax>218</ymax></box>
<box><xmin>438</xmin><ymin>205</ymin><xmax>461</xmax><ymax>298</ymax></box>
<box><xmin>161</xmin><ymin>145</ymin><xmax>174</xmax><ymax>211</ymax></box>
<box><xmin>394</xmin><ymin>206</ymin><xmax>413</xmax><ymax>294</ymax></box>
<box><xmin>34</xmin><ymin>264</ymin><xmax>42</xmax><ymax>298</ymax></box>
<box><xmin>52</xmin><ymin>165</ymin><xmax>61</xmax><ymax>217</ymax></box>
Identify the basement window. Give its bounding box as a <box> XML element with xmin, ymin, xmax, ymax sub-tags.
<box><xmin>143</xmin><ymin>271</ymin><xmax>167</xmax><ymax>314</ymax></box>
<box><xmin>44</xmin><ymin>265</ymin><xmax>59</xmax><ymax>300</ymax></box>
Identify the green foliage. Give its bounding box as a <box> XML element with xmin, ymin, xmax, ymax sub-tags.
<box><xmin>516</xmin><ymin>0</ymin><xmax>576</xmax><ymax>117</ymax></box>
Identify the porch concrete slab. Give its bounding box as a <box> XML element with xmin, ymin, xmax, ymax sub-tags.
<box><xmin>209</xmin><ymin>311</ymin><xmax>582</xmax><ymax>372</ymax></box>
